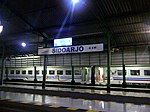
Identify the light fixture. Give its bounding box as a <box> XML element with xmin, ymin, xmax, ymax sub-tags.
<box><xmin>72</xmin><ymin>0</ymin><xmax>79</xmax><ymax>4</ymax></box>
<box><xmin>0</xmin><ymin>25</ymin><xmax>3</xmax><ymax>33</ymax></box>
<box><xmin>21</xmin><ymin>42</ymin><xmax>26</xmax><ymax>47</ymax></box>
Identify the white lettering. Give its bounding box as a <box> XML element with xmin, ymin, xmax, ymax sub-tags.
<box><xmin>38</xmin><ymin>43</ymin><xmax>104</xmax><ymax>55</ymax></box>
<box><xmin>52</xmin><ymin>46</ymin><xmax>84</xmax><ymax>54</ymax></box>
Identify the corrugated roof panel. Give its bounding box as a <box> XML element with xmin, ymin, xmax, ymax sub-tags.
<box><xmin>1</xmin><ymin>0</ymin><xmax>150</xmax><ymax>55</ymax></box>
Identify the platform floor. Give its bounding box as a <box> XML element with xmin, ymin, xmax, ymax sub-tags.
<box><xmin>0</xmin><ymin>84</ymin><xmax>149</xmax><ymax>112</ymax></box>
<box><xmin>4</xmin><ymin>84</ymin><xmax>150</xmax><ymax>98</ymax></box>
<box><xmin>0</xmin><ymin>90</ymin><xmax>150</xmax><ymax>112</ymax></box>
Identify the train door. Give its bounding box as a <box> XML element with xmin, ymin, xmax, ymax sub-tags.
<box><xmin>100</xmin><ymin>67</ymin><xmax>117</xmax><ymax>84</ymax></box>
<box><xmin>95</xmin><ymin>67</ymin><xmax>105</xmax><ymax>84</ymax></box>
<box><xmin>80</xmin><ymin>67</ymin><xmax>91</xmax><ymax>84</ymax></box>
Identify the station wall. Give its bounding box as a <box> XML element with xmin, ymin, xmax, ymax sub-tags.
<box><xmin>2</xmin><ymin>46</ymin><xmax>150</xmax><ymax>67</ymax></box>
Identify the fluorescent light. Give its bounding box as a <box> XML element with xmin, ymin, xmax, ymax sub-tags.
<box><xmin>21</xmin><ymin>42</ymin><xmax>26</xmax><ymax>47</ymax></box>
<box><xmin>72</xmin><ymin>0</ymin><xmax>79</xmax><ymax>4</ymax></box>
<box><xmin>0</xmin><ymin>25</ymin><xmax>3</xmax><ymax>33</ymax></box>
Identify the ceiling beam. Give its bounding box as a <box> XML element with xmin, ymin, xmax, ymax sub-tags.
<box><xmin>3</xmin><ymin>3</ymin><xmax>49</xmax><ymax>39</ymax></box>
<box><xmin>113</xmin><ymin>41</ymin><xmax>150</xmax><ymax>48</ymax></box>
<box><xmin>105</xmin><ymin>9</ymin><xmax>150</xmax><ymax>21</ymax></box>
<box><xmin>0</xmin><ymin>19</ymin><xmax>101</xmax><ymax>38</ymax></box>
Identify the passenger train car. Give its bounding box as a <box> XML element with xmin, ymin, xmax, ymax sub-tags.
<box><xmin>3</xmin><ymin>66</ymin><xmax>104</xmax><ymax>83</ymax></box>
<box><xmin>2</xmin><ymin>66</ymin><xmax>150</xmax><ymax>85</ymax></box>
<box><xmin>105</xmin><ymin>66</ymin><xmax>150</xmax><ymax>85</ymax></box>
<box><xmin>3</xmin><ymin>66</ymin><xmax>83</xmax><ymax>82</ymax></box>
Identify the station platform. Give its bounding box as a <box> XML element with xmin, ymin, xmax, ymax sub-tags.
<box><xmin>0</xmin><ymin>83</ymin><xmax>150</xmax><ymax>112</ymax></box>
<box><xmin>4</xmin><ymin>81</ymin><xmax>150</xmax><ymax>93</ymax></box>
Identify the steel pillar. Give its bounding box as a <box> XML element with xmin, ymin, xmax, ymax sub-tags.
<box><xmin>107</xmin><ymin>33</ymin><xmax>111</xmax><ymax>93</ymax></box>
<box><xmin>0</xmin><ymin>45</ymin><xmax>5</xmax><ymax>85</ymax></box>
<box><xmin>42</xmin><ymin>55</ymin><xmax>47</xmax><ymax>89</ymax></box>
<box><xmin>34</xmin><ymin>66</ymin><xmax>37</xmax><ymax>82</ymax></box>
<box><xmin>91</xmin><ymin>66</ymin><xmax>95</xmax><ymax>85</ymax></box>
<box><xmin>71</xmin><ymin>66</ymin><xmax>75</xmax><ymax>84</ymax></box>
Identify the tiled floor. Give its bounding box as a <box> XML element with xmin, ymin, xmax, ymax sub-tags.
<box><xmin>4</xmin><ymin>84</ymin><xmax>150</xmax><ymax>98</ymax></box>
<box><xmin>0</xmin><ymin>87</ymin><xmax>150</xmax><ymax>112</ymax></box>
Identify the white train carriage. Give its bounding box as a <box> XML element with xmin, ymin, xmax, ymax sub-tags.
<box><xmin>3</xmin><ymin>66</ymin><xmax>105</xmax><ymax>83</ymax></box>
<box><xmin>104</xmin><ymin>66</ymin><xmax>150</xmax><ymax>85</ymax></box>
<box><xmin>4</xmin><ymin>66</ymin><xmax>83</xmax><ymax>82</ymax></box>
<box><xmin>3</xmin><ymin>66</ymin><xmax>150</xmax><ymax>85</ymax></box>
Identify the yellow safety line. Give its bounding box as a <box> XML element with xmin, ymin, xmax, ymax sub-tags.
<box><xmin>67</xmin><ymin>107</ymin><xmax>78</xmax><ymax>111</ymax></box>
<box><xmin>20</xmin><ymin>101</ymin><xmax>30</xmax><ymax>104</ymax></box>
<box><xmin>49</xmin><ymin>105</ymin><xmax>60</xmax><ymax>108</ymax></box>
<box><xmin>8</xmin><ymin>100</ymin><xmax>17</xmax><ymax>102</ymax></box>
<box><xmin>52</xmin><ymin>96</ymin><xmax>60</xmax><ymax>98</ymax></box>
<box><xmin>145</xmin><ymin>104</ymin><xmax>150</xmax><ymax>106</ymax></box>
<box><xmin>86</xmin><ymin>110</ymin><xmax>99</xmax><ymax>112</ymax></box>
<box><xmin>34</xmin><ymin>102</ymin><xmax>42</xmax><ymax>105</ymax></box>
<box><xmin>77</xmin><ymin>98</ymin><xmax>85</xmax><ymax>100</ymax></box>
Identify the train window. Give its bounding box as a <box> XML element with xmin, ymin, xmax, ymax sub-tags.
<box><xmin>10</xmin><ymin>70</ymin><xmax>14</xmax><ymax>74</ymax></box>
<box><xmin>130</xmin><ymin>70</ymin><xmax>140</xmax><ymax>76</ymax></box>
<box><xmin>28</xmin><ymin>70</ymin><xmax>33</xmax><ymax>75</ymax></box>
<box><xmin>117</xmin><ymin>70</ymin><xmax>126</xmax><ymax>75</ymax></box>
<box><xmin>16</xmin><ymin>70</ymin><xmax>20</xmax><ymax>74</ymax></box>
<box><xmin>49</xmin><ymin>70</ymin><xmax>55</xmax><ymax>75</ymax></box>
<box><xmin>66</xmin><ymin>70</ymin><xmax>71</xmax><ymax>75</ymax></box>
<box><xmin>22</xmin><ymin>70</ymin><xmax>26</xmax><ymax>74</ymax></box>
<box><xmin>42</xmin><ymin>70</ymin><xmax>47</xmax><ymax>74</ymax></box>
<box><xmin>144</xmin><ymin>70</ymin><xmax>150</xmax><ymax>76</ymax></box>
<box><xmin>57</xmin><ymin>70</ymin><xmax>63</xmax><ymax>75</ymax></box>
<box><xmin>36</xmin><ymin>70</ymin><xmax>40</xmax><ymax>75</ymax></box>
<box><xmin>75</xmin><ymin>70</ymin><xmax>80</xmax><ymax>75</ymax></box>
<box><xmin>111</xmin><ymin>70</ymin><xmax>116</xmax><ymax>75</ymax></box>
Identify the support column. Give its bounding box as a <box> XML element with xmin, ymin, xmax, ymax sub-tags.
<box><xmin>0</xmin><ymin>45</ymin><xmax>5</xmax><ymax>85</ymax></box>
<box><xmin>71</xmin><ymin>66</ymin><xmax>75</xmax><ymax>84</ymax></box>
<box><xmin>122</xmin><ymin>48</ymin><xmax>126</xmax><ymax>88</ymax></box>
<box><xmin>42</xmin><ymin>41</ymin><xmax>48</xmax><ymax>89</ymax></box>
<box><xmin>42</xmin><ymin>55</ymin><xmax>47</xmax><ymax>89</ymax></box>
<box><xmin>5</xmin><ymin>67</ymin><xmax>9</xmax><ymax>81</ymax></box>
<box><xmin>107</xmin><ymin>33</ymin><xmax>111</xmax><ymax>93</ymax></box>
<box><xmin>91</xmin><ymin>66</ymin><xmax>95</xmax><ymax>85</ymax></box>
<box><xmin>135</xmin><ymin>46</ymin><xmax>137</xmax><ymax>64</ymax></box>
<box><xmin>122</xmin><ymin>64</ymin><xmax>126</xmax><ymax>87</ymax></box>
<box><xmin>34</xmin><ymin>66</ymin><xmax>37</xmax><ymax>82</ymax></box>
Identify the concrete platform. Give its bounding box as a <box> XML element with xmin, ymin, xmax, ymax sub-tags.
<box><xmin>0</xmin><ymin>84</ymin><xmax>150</xmax><ymax>112</ymax></box>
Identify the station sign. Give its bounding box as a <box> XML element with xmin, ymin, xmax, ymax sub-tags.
<box><xmin>38</xmin><ymin>43</ymin><xmax>104</xmax><ymax>55</ymax></box>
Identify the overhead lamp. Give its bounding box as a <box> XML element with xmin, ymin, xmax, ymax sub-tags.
<box><xmin>21</xmin><ymin>42</ymin><xmax>26</xmax><ymax>47</ymax></box>
<box><xmin>72</xmin><ymin>0</ymin><xmax>79</xmax><ymax>4</ymax></box>
<box><xmin>0</xmin><ymin>25</ymin><xmax>3</xmax><ymax>33</ymax></box>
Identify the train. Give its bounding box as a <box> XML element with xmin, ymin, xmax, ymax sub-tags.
<box><xmin>3</xmin><ymin>66</ymin><xmax>85</xmax><ymax>82</ymax></box>
<box><xmin>107</xmin><ymin>66</ymin><xmax>150</xmax><ymax>85</ymax></box>
<box><xmin>2</xmin><ymin>66</ymin><xmax>150</xmax><ymax>85</ymax></box>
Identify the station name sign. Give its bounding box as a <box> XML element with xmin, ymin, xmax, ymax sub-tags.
<box><xmin>38</xmin><ymin>43</ymin><xmax>104</xmax><ymax>55</ymax></box>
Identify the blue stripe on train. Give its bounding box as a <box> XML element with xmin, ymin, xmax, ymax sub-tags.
<box><xmin>113</xmin><ymin>77</ymin><xmax>150</xmax><ymax>81</ymax></box>
<box><xmin>8</xmin><ymin>75</ymin><xmax>82</xmax><ymax>79</ymax></box>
